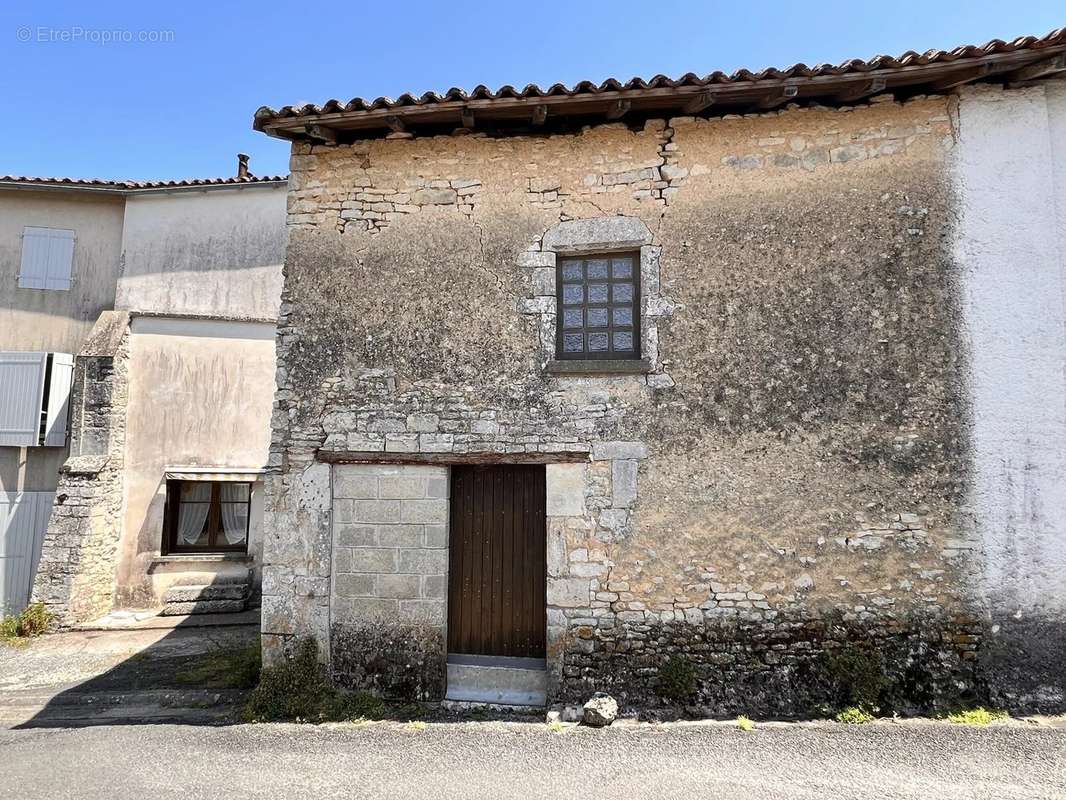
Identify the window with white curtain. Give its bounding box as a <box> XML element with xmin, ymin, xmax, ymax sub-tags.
<box><xmin>164</xmin><ymin>480</ymin><xmax>250</xmax><ymax>553</ymax></box>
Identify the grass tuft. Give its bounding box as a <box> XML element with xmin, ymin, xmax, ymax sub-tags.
<box><xmin>947</xmin><ymin>707</ymin><xmax>1008</xmax><ymax>726</ymax></box>
<box><xmin>737</xmin><ymin>715</ymin><xmax>755</xmax><ymax>732</ymax></box>
<box><xmin>0</xmin><ymin>603</ymin><xmax>52</xmax><ymax>645</ymax></box>
<box><xmin>176</xmin><ymin>645</ymin><xmax>261</xmax><ymax>689</ymax></box>
<box><xmin>835</xmin><ymin>706</ymin><xmax>875</xmax><ymax>725</ymax></box>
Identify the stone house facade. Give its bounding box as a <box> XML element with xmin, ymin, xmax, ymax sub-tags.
<box><xmin>254</xmin><ymin>32</ymin><xmax>1066</xmax><ymax>714</ymax></box>
<box><xmin>0</xmin><ymin>167</ymin><xmax>288</xmax><ymax>623</ymax></box>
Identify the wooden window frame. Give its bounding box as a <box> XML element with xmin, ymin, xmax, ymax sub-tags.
<box><xmin>162</xmin><ymin>479</ymin><xmax>251</xmax><ymax>555</ymax></box>
<box><xmin>555</xmin><ymin>251</ymin><xmax>642</xmax><ymax>361</ymax></box>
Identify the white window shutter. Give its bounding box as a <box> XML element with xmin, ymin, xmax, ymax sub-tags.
<box><xmin>18</xmin><ymin>227</ymin><xmax>74</xmax><ymax>291</ymax></box>
<box><xmin>0</xmin><ymin>352</ymin><xmax>48</xmax><ymax>446</ymax></box>
<box><xmin>43</xmin><ymin>353</ymin><xmax>74</xmax><ymax>447</ymax></box>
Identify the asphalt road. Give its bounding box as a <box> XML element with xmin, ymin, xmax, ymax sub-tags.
<box><xmin>2</xmin><ymin>719</ymin><xmax>1063</xmax><ymax>800</ymax></box>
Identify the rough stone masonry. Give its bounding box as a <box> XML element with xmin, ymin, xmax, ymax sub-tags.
<box><xmin>260</xmin><ymin>85</ymin><xmax>1066</xmax><ymax>715</ymax></box>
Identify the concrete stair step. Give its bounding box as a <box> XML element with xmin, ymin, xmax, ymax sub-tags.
<box><xmin>160</xmin><ymin>598</ymin><xmax>247</xmax><ymax>616</ymax></box>
<box><xmin>163</xmin><ymin>583</ymin><xmax>249</xmax><ymax>603</ymax></box>
<box><xmin>445</xmin><ymin>658</ymin><xmax>547</xmax><ymax>707</ymax></box>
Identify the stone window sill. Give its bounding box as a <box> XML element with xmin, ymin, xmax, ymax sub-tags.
<box><xmin>545</xmin><ymin>359</ymin><xmax>652</xmax><ymax>375</ymax></box>
<box><xmin>150</xmin><ymin>553</ymin><xmax>253</xmax><ymax>566</ymax></box>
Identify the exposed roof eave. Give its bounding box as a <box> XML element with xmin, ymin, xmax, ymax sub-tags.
<box><xmin>254</xmin><ymin>28</ymin><xmax>1066</xmax><ymax>142</ymax></box>
<box><xmin>0</xmin><ymin>176</ymin><xmax>289</xmax><ymax>196</ymax></box>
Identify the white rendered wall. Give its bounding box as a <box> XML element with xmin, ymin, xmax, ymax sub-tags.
<box><xmin>953</xmin><ymin>82</ymin><xmax>1066</xmax><ymax>613</ymax></box>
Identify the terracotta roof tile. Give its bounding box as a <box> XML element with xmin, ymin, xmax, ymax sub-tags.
<box><xmin>0</xmin><ymin>175</ymin><xmax>287</xmax><ymax>191</ymax></box>
<box><xmin>254</xmin><ymin>27</ymin><xmax>1066</xmax><ymax>134</ymax></box>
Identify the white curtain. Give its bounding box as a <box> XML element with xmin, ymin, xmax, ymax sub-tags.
<box><xmin>177</xmin><ymin>483</ymin><xmax>211</xmax><ymax>545</ymax></box>
<box><xmin>220</xmin><ymin>483</ymin><xmax>249</xmax><ymax>545</ymax></box>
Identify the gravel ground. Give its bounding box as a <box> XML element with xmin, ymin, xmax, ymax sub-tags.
<box><xmin>1</xmin><ymin>719</ymin><xmax>1063</xmax><ymax>800</ymax></box>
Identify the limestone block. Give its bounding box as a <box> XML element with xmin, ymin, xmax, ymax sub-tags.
<box><xmin>334</xmin><ymin>573</ymin><xmax>374</xmax><ymax>597</ymax></box>
<box><xmin>547</xmin><ymin>577</ymin><xmax>592</xmax><ymax>608</ymax></box>
<box><xmin>378</xmin><ymin>476</ymin><xmax>427</xmax><ymax>499</ymax></box>
<box><xmin>374</xmin><ymin>524</ymin><xmax>424</xmax><ymax>548</ymax></box>
<box><xmin>546</xmin><ymin>463</ymin><xmax>586</xmax><ymax>517</ymax></box>
<box><xmin>335</xmin><ymin>524</ymin><xmax>377</xmax><ymax>547</ymax></box>
<box><xmin>406</xmin><ymin>412</ymin><xmax>440</xmax><ymax>432</ymax></box>
<box><xmin>400</xmin><ymin>499</ymin><xmax>448</xmax><ymax>524</ymax></box>
<box><xmin>347</xmin><ymin>547</ymin><xmax>399</xmax><ymax>573</ymax></box>
<box><xmin>542</xmin><ymin>216</ymin><xmax>652</xmax><ymax>253</ymax></box>
<box><xmin>353</xmin><ymin>500</ymin><xmax>402</xmax><ymax>524</ymax></box>
<box><xmin>516</xmin><ymin>251</ymin><xmax>556</xmax><ymax>268</ymax></box>
<box><xmin>333</xmin><ymin>470</ymin><xmax>378</xmax><ymax>499</ymax></box>
<box><xmin>592</xmin><ymin>441</ymin><xmax>648</xmax><ymax>461</ymax></box>
<box><xmin>376</xmin><ymin>574</ymin><xmax>422</xmax><ymax>599</ymax></box>
<box><xmin>398</xmin><ymin>599</ymin><xmax>446</xmax><ymax>625</ymax></box>
<box><xmin>398</xmin><ymin>548</ymin><xmax>447</xmax><ymax>574</ymax></box>
<box><xmin>612</xmin><ymin>460</ymin><xmax>638</xmax><ymax>508</ymax></box>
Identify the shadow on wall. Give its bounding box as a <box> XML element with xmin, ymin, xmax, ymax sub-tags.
<box><xmin>12</xmin><ymin>612</ymin><xmax>261</xmax><ymax>729</ymax></box>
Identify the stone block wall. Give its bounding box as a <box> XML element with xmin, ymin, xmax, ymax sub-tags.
<box><xmin>32</xmin><ymin>312</ymin><xmax>131</xmax><ymax>625</ymax></box>
<box><xmin>329</xmin><ymin>464</ymin><xmax>449</xmax><ymax>698</ymax></box>
<box><xmin>262</xmin><ymin>90</ymin><xmax>1064</xmax><ymax>713</ymax></box>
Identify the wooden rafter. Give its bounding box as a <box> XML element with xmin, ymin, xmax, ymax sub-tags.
<box><xmin>755</xmin><ymin>84</ymin><xmax>799</xmax><ymax>110</ymax></box>
<box><xmin>835</xmin><ymin>77</ymin><xmax>887</xmax><ymax>102</ymax></box>
<box><xmin>682</xmin><ymin>91</ymin><xmax>715</xmax><ymax>114</ymax></box>
<box><xmin>303</xmin><ymin>124</ymin><xmax>337</xmax><ymax>144</ymax></box>
<box><xmin>605</xmin><ymin>99</ymin><xmax>631</xmax><ymax>120</ymax></box>
<box><xmin>1003</xmin><ymin>53</ymin><xmax>1066</xmax><ymax>83</ymax></box>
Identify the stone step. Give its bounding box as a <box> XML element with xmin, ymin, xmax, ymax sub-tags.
<box><xmin>160</xmin><ymin>598</ymin><xmax>247</xmax><ymax>616</ymax></box>
<box><xmin>445</xmin><ymin>658</ymin><xmax>547</xmax><ymax>707</ymax></box>
<box><xmin>163</xmin><ymin>583</ymin><xmax>249</xmax><ymax>603</ymax></box>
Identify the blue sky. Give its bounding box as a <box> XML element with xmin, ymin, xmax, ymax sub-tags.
<box><xmin>1</xmin><ymin>2</ymin><xmax>1061</xmax><ymax>181</ymax></box>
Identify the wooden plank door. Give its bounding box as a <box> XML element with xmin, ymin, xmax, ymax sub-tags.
<box><xmin>447</xmin><ymin>465</ymin><xmax>546</xmax><ymax>658</ymax></box>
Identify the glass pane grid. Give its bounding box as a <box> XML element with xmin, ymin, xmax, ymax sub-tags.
<box><xmin>557</xmin><ymin>253</ymin><xmax>639</xmax><ymax>360</ymax></box>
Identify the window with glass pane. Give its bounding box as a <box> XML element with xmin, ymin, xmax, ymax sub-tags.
<box><xmin>164</xmin><ymin>480</ymin><xmax>251</xmax><ymax>553</ymax></box>
<box><xmin>556</xmin><ymin>252</ymin><xmax>640</xmax><ymax>360</ymax></box>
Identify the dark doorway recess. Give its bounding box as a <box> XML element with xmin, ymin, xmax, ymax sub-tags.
<box><xmin>447</xmin><ymin>465</ymin><xmax>546</xmax><ymax>659</ymax></box>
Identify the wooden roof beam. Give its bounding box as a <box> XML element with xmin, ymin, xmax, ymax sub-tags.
<box><xmin>1003</xmin><ymin>53</ymin><xmax>1066</xmax><ymax>84</ymax></box>
<box><xmin>606</xmin><ymin>99</ymin><xmax>631</xmax><ymax>120</ymax></box>
<box><xmin>460</xmin><ymin>107</ymin><xmax>475</xmax><ymax>129</ymax></box>
<box><xmin>927</xmin><ymin>62</ymin><xmax>997</xmax><ymax>92</ymax></box>
<box><xmin>303</xmin><ymin>123</ymin><xmax>337</xmax><ymax>144</ymax></box>
<box><xmin>754</xmin><ymin>84</ymin><xmax>799</xmax><ymax>110</ymax></box>
<box><xmin>385</xmin><ymin>115</ymin><xmax>406</xmax><ymax>133</ymax></box>
<box><xmin>835</xmin><ymin>76</ymin><xmax>887</xmax><ymax>103</ymax></box>
<box><xmin>682</xmin><ymin>91</ymin><xmax>715</xmax><ymax>114</ymax></box>
<box><xmin>532</xmin><ymin>105</ymin><xmax>548</xmax><ymax>125</ymax></box>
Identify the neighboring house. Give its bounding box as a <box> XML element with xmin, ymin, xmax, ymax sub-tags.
<box><xmin>252</xmin><ymin>29</ymin><xmax>1066</xmax><ymax>714</ymax></box>
<box><xmin>0</xmin><ymin>163</ymin><xmax>288</xmax><ymax>622</ymax></box>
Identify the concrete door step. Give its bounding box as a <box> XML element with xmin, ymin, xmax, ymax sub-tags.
<box><xmin>445</xmin><ymin>656</ymin><xmax>547</xmax><ymax>707</ymax></box>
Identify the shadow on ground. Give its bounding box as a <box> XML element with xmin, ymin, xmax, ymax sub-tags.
<box><xmin>1</xmin><ymin>613</ymin><xmax>261</xmax><ymax>729</ymax></box>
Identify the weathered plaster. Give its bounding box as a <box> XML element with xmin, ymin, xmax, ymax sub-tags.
<box><xmin>117</xmin><ymin>184</ymin><xmax>287</xmax><ymax>321</ymax></box>
<box><xmin>116</xmin><ymin>316</ymin><xmax>275</xmax><ymax>604</ymax></box>
<box><xmin>952</xmin><ymin>82</ymin><xmax>1066</xmax><ymax>707</ymax></box>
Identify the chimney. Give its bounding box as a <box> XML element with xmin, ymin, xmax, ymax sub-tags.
<box><xmin>237</xmin><ymin>153</ymin><xmax>251</xmax><ymax>179</ymax></box>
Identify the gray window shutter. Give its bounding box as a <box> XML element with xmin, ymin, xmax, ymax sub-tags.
<box><xmin>0</xmin><ymin>352</ymin><xmax>47</xmax><ymax>446</ymax></box>
<box><xmin>43</xmin><ymin>353</ymin><xmax>74</xmax><ymax>447</ymax></box>
<box><xmin>18</xmin><ymin>227</ymin><xmax>75</xmax><ymax>290</ymax></box>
